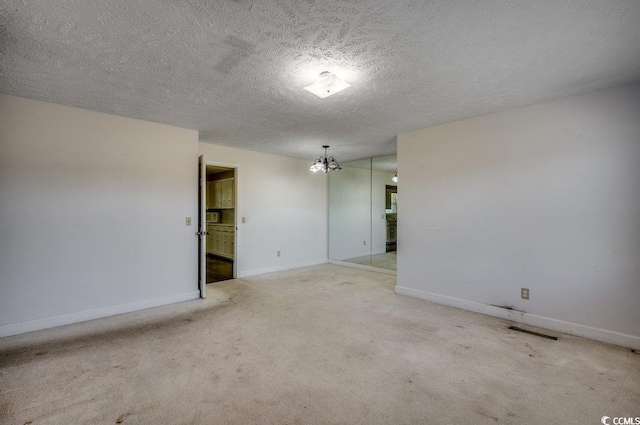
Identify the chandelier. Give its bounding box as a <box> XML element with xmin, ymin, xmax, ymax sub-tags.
<box><xmin>310</xmin><ymin>145</ymin><xmax>341</xmax><ymax>173</ymax></box>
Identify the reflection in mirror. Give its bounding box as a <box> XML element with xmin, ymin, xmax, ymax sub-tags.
<box><xmin>371</xmin><ymin>154</ymin><xmax>397</xmax><ymax>271</ymax></box>
<box><xmin>329</xmin><ymin>158</ymin><xmax>372</xmax><ymax>266</ymax></box>
<box><xmin>328</xmin><ymin>154</ymin><xmax>397</xmax><ymax>272</ymax></box>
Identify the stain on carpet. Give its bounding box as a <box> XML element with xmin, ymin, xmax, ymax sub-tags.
<box><xmin>116</xmin><ymin>411</ymin><xmax>133</xmax><ymax>423</ymax></box>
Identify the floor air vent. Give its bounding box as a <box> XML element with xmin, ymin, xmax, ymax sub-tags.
<box><xmin>509</xmin><ymin>326</ymin><xmax>558</xmax><ymax>340</ymax></box>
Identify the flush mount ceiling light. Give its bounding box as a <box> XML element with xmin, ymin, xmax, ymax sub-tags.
<box><xmin>303</xmin><ymin>71</ymin><xmax>351</xmax><ymax>98</ymax></box>
<box><xmin>310</xmin><ymin>145</ymin><xmax>341</xmax><ymax>173</ymax></box>
<box><xmin>392</xmin><ymin>173</ymin><xmax>398</xmax><ymax>183</ymax></box>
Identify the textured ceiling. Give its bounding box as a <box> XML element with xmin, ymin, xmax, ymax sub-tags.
<box><xmin>1</xmin><ymin>1</ymin><xmax>640</xmax><ymax>161</ymax></box>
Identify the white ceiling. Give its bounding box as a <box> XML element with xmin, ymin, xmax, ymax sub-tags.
<box><xmin>1</xmin><ymin>1</ymin><xmax>639</xmax><ymax>161</ymax></box>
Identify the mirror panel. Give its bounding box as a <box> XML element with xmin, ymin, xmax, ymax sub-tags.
<box><xmin>371</xmin><ymin>155</ymin><xmax>397</xmax><ymax>271</ymax></box>
<box><xmin>329</xmin><ymin>154</ymin><xmax>397</xmax><ymax>271</ymax></box>
<box><xmin>329</xmin><ymin>158</ymin><xmax>372</xmax><ymax>265</ymax></box>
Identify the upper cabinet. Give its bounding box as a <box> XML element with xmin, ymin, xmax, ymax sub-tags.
<box><xmin>208</xmin><ymin>178</ymin><xmax>234</xmax><ymax>209</ymax></box>
<box><xmin>221</xmin><ymin>178</ymin><xmax>234</xmax><ymax>208</ymax></box>
<box><xmin>206</xmin><ymin>182</ymin><xmax>215</xmax><ymax>209</ymax></box>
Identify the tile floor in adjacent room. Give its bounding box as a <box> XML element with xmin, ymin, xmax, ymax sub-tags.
<box><xmin>207</xmin><ymin>255</ymin><xmax>233</xmax><ymax>283</ymax></box>
<box><xmin>0</xmin><ymin>264</ymin><xmax>638</xmax><ymax>424</ymax></box>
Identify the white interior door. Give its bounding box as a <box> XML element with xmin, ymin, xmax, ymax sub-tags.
<box><xmin>198</xmin><ymin>155</ymin><xmax>207</xmax><ymax>298</ymax></box>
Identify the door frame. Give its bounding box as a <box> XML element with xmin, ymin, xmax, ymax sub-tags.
<box><xmin>201</xmin><ymin>158</ymin><xmax>239</xmax><ymax>293</ymax></box>
<box><xmin>198</xmin><ymin>155</ymin><xmax>206</xmax><ymax>298</ymax></box>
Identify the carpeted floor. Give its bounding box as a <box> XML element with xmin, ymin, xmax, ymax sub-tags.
<box><xmin>0</xmin><ymin>264</ymin><xmax>638</xmax><ymax>424</ymax></box>
<box><xmin>345</xmin><ymin>251</ymin><xmax>397</xmax><ymax>270</ymax></box>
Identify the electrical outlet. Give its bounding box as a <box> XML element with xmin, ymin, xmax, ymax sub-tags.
<box><xmin>241</xmin><ymin>217</ymin><xmax>246</xmax><ymax>223</ymax></box>
<box><xmin>277</xmin><ymin>250</ymin><xmax>281</xmax><ymax>257</ymax></box>
<box><xmin>521</xmin><ymin>288</ymin><xmax>530</xmax><ymax>300</ymax></box>
<box><xmin>185</xmin><ymin>217</ymin><xmax>191</xmax><ymax>226</ymax></box>
<box><xmin>363</xmin><ymin>240</ymin><xmax>366</xmax><ymax>245</ymax></box>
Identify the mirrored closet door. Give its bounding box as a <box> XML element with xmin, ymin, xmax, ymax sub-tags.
<box><xmin>329</xmin><ymin>154</ymin><xmax>397</xmax><ymax>271</ymax></box>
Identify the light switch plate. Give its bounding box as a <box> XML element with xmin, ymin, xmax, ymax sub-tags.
<box><xmin>242</xmin><ymin>217</ymin><xmax>246</xmax><ymax>223</ymax></box>
<box><xmin>185</xmin><ymin>217</ymin><xmax>191</xmax><ymax>226</ymax></box>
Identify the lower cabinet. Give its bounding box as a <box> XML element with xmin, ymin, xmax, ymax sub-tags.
<box><xmin>207</xmin><ymin>226</ymin><xmax>234</xmax><ymax>259</ymax></box>
<box><xmin>206</xmin><ymin>226</ymin><xmax>215</xmax><ymax>255</ymax></box>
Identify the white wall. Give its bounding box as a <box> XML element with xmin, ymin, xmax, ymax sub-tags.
<box><xmin>397</xmin><ymin>82</ymin><xmax>640</xmax><ymax>349</ymax></box>
<box><xmin>0</xmin><ymin>95</ymin><xmax>200</xmax><ymax>336</ymax></box>
<box><xmin>198</xmin><ymin>143</ymin><xmax>327</xmax><ymax>277</ymax></box>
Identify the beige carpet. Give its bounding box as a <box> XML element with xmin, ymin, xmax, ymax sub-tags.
<box><xmin>344</xmin><ymin>251</ymin><xmax>397</xmax><ymax>270</ymax></box>
<box><xmin>1</xmin><ymin>264</ymin><xmax>638</xmax><ymax>424</ymax></box>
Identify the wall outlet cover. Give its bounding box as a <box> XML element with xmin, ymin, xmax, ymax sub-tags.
<box><xmin>521</xmin><ymin>288</ymin><xmax>530</xmax><ymax>300</ymax></box>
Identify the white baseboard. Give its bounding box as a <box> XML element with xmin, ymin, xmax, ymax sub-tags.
<box><xmin>329</xmin><ymin>260</ymin><xmax>397</xmax><ymax>276</ymax></box>
<box><xmin>0</xmin><ymin>290</ymin><xmax>200</xmax><ymax>338</ymax></box>
<box><xmin>395</xmin><ymin>286</ymin><xmax>640</xmax><ymax>350</ymax></box>
<box><xmin>238</xmin><ymin>258</ymin><xmax>328</xmax><ymax>278</ymax></box>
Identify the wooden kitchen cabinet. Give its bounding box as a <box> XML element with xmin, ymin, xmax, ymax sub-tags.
<box><xmin>213</xmin><ymin>181</ymin><xmax>221</xmax><ymax>208</ymax></box>
<box><xmin>222</xmin><ymin>233</ymin><xmax>229</xmax><ymax>256</ymax></box>
<box><xmin>206</xmin><ymin>226</ymin><xmax>215</xmax><ymax>254</ymax></box>
<box><xmin>213</xmin><ymin>231</ymin><xmax>221</xmax><ymax>255</ymax></box>
<box><xmin>221</xmin><ymin>179</ymin><xmax>234</xmax><ymax>208</ymax></box>
<box><xmin>208</xmin><ymin>226</ymin><xmax>234</xmax><ymax>259</ymax></box>
<box><xmin>211</xmin><ymin>178</ymin><xmax>234</xmax><ymax>208</ymax></box>
<box><xmin>206</xmin><ymin>182</ymin><xmax>215</xmax><ymax>209</ymax></box>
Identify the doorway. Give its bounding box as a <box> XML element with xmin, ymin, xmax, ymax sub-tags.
<box><xmin>205</xmin><ymin>165</ymin><xmax>236</xmax><ymax>284</ymax></box>
<box><xmin>385</xmin><ymin>185</ymin><xmax>397</xmax><ymax>253</ymax></box>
